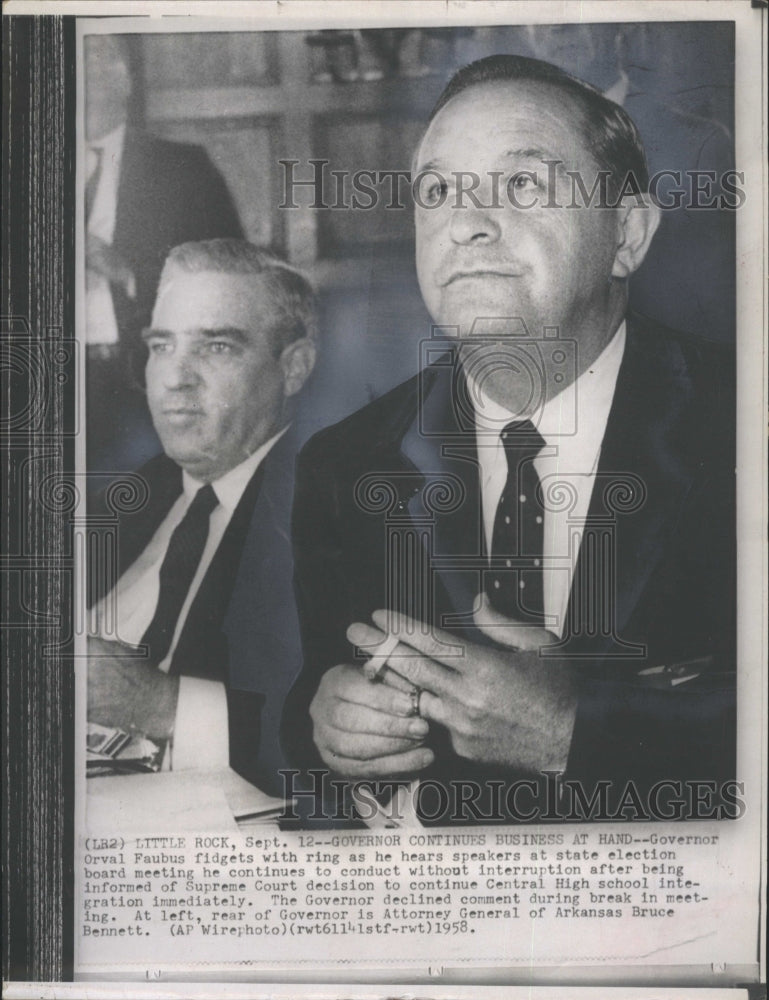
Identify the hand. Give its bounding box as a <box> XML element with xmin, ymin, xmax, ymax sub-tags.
<box><xmin>346</xmin><ymin>609</ymin><xmax>578</xmax><ymax>775</ymax></box>
<box><xmin>309</xmin><ymin>663</ymin><xmax>434</xmax><ymax>778</ymax></box>
<box><xmin>86</xmin><ymin>234</ymin><xmax>136</xmax><ymax>298</ymax></box>
<box><xmin>87</xmin><ymin>635</ymin><xmax>179</xmax><ymax>740</ymax></box>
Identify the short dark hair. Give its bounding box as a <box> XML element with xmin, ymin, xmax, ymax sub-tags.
<box><xmin>160</xmin><ymin>239</ymin><xmax>318</xmax><ymax>356</ymax></box>
<box><xmin>427</xmin><ymin>54</ymin><xmax>649</xmax><ymax>196</ymax></box>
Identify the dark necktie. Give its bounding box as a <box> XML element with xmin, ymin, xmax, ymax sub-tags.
<box><xmin>141</xmin><ymin>483</ymin><xmax>219</xmax><ymax>669</ymax></box>
<box><xmin>85</xmin><ymin>146</ymin><xmax>103</xmax><ymax>223</ymax></box>
<box><xmin>486</xmin><ymin>419</ymin><xmax>547</xmax><ymax>623</ymax></box>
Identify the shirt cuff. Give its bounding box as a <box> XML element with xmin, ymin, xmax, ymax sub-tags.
<box><xmin>171</xmin><ymin>677</ymin><xmax>229</xmax><ymax>771</ymax></box>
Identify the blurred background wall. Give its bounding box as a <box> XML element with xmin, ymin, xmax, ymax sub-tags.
<box><xmin>105</xmin><ymin>21</ymin><xmax>735</xmax><ymax>441</ymax></box>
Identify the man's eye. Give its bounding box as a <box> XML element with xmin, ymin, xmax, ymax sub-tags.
<box><xmin>421</xmin><ymin>179</ymin><xmax>449</xmax><ymax>206</ymax></box>
<box><xmin>148</xmin><ymin>341</ymin><xmax>171</xmax><ymax>355</ymax></box>
<box><xmin>508</xmin><ymin>172</ymin><xmax>538</xmax><ymax>192</ymax></box>
<box><xmin>206</xmin><ymin>341</ymin><xmax>233</xmax><ymax>355</ymax></box>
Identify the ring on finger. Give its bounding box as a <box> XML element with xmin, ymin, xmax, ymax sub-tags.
<box><xmin>408</xmin><ymin>687</ymin><xmax>422</xmax><ymax>718</ymax></box>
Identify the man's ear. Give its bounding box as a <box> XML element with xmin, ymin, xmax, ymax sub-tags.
<box><xmin>280</xmin><ymin>337</ymin><xmax>317</xmax><ymax>397</ymax></box>
<box><xmin>611</xmin><ymin>196</ymin><xmax>661</xmax><ymax>279</ymax></box>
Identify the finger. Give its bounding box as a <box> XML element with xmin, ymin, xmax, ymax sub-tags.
<box><xmin>377</xmin><ymin>665</ymin><xmax>417</xmax><ymax>694</ymax></box>
<box><xmin>348</xmin><ymin>621</ymin><xmax>443</xmax><ymax>675</ymax></box>
<box><xmin>346</xmin><ymin>621</ymin><xmax>450</xmax><ymax>694</ymax></box>
<box><xmin>346</xmin><ymin>620</ymin><xmax>387</xmax><ymax>662</ymax></box>
<box><xmin>348</xmin><ymin>621</ymin><xmax>457</xmax><ymax>698</ymax></box>
<box><xmin>315</xmin><ymin>722</ymin><xmax>425</xmax><ymax>762</ymax></box>
<box><xmin>371</xmin><ymin>609</ymin><xmax>468</xmax><ymax>672</ymax></box>
<box><xmin>319</xmin><ymin>745</ymin><xmax>435</xmax><ymax>779</ymax></box>
<box><xmin>384</xmin><ymin>656</ymin><xmax>457</xmax><ymax>700</ymax></box>
<box><xmin>415</xmin><ymin>689</ymin><xmax>451</xmax><ymax>728</ymax></box>
<box><xmin>332</xmin><ymin>669</ymin><xmax>425</xmax><ymax>719</ymax></box>
<box><xmin>332</xmin><ymin>701</ymin><xmax>429</xmax><ymax>741</ymax></box>
<box><xmin>349</xmin><ymin>627</ymin><xmax>399</xmax><ymax>681</ymax></box>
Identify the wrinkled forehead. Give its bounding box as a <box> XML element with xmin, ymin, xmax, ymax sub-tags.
<box><xmin>415</xmin><ymin>79</ymin><xmax>590</xmax><ymax>169</ymax></box>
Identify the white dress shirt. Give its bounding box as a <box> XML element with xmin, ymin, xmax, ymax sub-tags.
<box><xmin>85</xmin><ymin>123</ymin><xmax>125</xmax><ymax>346</ymax></box>
<box><xmin>91</xmin><ymin>428</ymin><xmax>287</xmax><ymax>769</ymax></box>
<box><xmin>471</xmin><ymin>323</ymin><xmax>626</xmax><ymax>638</ymax></box>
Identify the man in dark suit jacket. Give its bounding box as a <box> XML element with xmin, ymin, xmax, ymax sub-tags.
<box><xmin>283</xmin><ymin>55</ymin><xmax>736</xmax><ymax>824</ymax></box>
<box><xmin>88</xmin><ymin>239</ymin><xmax>317</xmax><ymax>795</ymax></box>
<box><xmin>84</xmin><ymin>34</ymin><xmax>243</xmax><ymax>470</ymax></box>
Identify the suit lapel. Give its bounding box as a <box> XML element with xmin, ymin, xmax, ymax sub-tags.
<box><xmin>221</xmin><ymin>429</ymin><xmax>297</xmax><ymax>685</ymax></box>
<box><xmin>170</xmin><ymin>456</ymin><xmax>268</xmax><ymax>679</ymax></box>
<box><xmin>398</xmin><ymin>350</ymin><xmax>486</xmax><ymax>634</ymax></box>
<box><xmin>561</xmin><ymin>317</ymin><xmax>698</xmax><ymax>659</ymax></box>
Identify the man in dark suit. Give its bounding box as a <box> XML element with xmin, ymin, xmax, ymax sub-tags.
<box><xmin>284</xmin><ymin>55</ymin><xmax>736</xmax><ymax>824</ymax></box>
<box><xmin>88</xmin><ymin>239</ymin><xmax>317</xmax><ymax>795</ymax></box>
<box><xmin>84</xmin><ymin>34</ymin><xmax>243</xmax><ymax>471</ymax></box>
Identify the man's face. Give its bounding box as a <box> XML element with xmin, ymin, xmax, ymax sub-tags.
<box><xmin>84</xmin><ymin>36</ymin><xmax>130</xmax><ymax>141</ymax></box>
<box><xmin>414</xmin><ymin>80</ymin><xmax>623</xmax><ymax>356</ymax></box>
<box><xmin>145</xmin><ymin>270</ymin><xmax>292</xmax><ymax>483</ymax></box>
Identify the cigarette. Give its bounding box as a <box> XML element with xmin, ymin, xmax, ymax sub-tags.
<box><xmin>363</xmin><ymin>632</ymin><xmax>400</xmax><ymax>682</ymax></box>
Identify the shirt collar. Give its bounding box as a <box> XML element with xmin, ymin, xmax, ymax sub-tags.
<box><xmin>182</xmin><ymin>426</ymin><xmax>289</xmax><ymax>514</ymax></box>
<box><xmin>469</xmin><ymin>321</ymin><xmax>626</xmax><ymax>458</ymax></box>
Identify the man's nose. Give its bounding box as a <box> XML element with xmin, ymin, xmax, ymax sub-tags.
<box><xmin>162</xmin><ymin>351</ymin><xmax>202</xmax><ymax>389</ymax></box>
<box><xmin>448</xmin><ymin>203</ymin><xmax>502</xmax><ymax>245</ymax></box>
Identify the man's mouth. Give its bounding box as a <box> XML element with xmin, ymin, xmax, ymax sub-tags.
<box><xmin>441</xmin><ymin>269</ymin><xmax>523</xmax><ymax>287</ymax></box>
<box><xmin>161</xmin><ymin>407</ymin><xmax>202</xmax><ymax>424</ymax></box>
